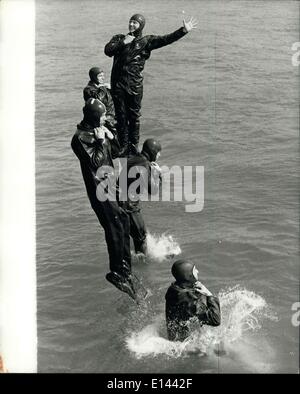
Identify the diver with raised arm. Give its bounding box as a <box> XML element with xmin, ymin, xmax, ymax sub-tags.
<box><xmin>104</xmin><ymin>13</ymin><xmax>197</xmax><ymax>157</ymax></box>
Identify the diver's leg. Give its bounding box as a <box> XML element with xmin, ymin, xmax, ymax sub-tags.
<box><xmin>76</xmin><ymin>161</ymin><xmax>144</xmax><ymax>300</ymax></box>
<box><xmin>127</xmin><ymin>88</ymin><xmax>143</xmax><ymax>155</ymax></box>
<box><xmin>111</xmin><ymin>87</ymin><xmax>129</xmax><ymax>156</ymax></box>
<box><xmin>101</xmin><ymin>200</ymin><xmax>131</xmax><ymax>274</ymax></box>
<box><xmin>78</xmin><ymin>162</ymin><xmax>121</xmax><ymax>268</ymax></box>
<box><xmin>129</xmin><ymin>210</ymin><xmax>147</xmax><ymax>255</ymax></box>
<box><xmin>101</xmin><ymin>201</ymin><xmax>142</xmax><ymax>301</ymax></box>
<box><xmin>119</xmin><ymin>207</ymin><xmax>132</xmax><ymax>266</ymax></box>
<box><xmin>77</xmin><ymin>166</ymin><xmax>146</xmax><ymax>301</ymax></box>
<box><xmin>79</xmin><ymin>161</ymin><xmax>108</xmax><ymax>227</ymax></box>
<box><xmin>104</xmin><ymin>202</ymin><xmax>149</xmax><ymax>301</ymax></box>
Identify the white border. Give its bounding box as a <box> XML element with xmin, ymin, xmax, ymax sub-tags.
<box><xmin>0</xmin><ymin>0</ymin><xmax>37</xmax><ymax>372</ymax></box>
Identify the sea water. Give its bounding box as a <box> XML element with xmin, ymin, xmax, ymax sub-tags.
<box><xmin>36</xmin><ymin>0</ymin><xmax>299</xmax><ymax>373</ymax></box>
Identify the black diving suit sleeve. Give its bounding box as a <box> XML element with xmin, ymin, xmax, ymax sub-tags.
<box><xmin>198</xmin><ymin>296</ymin><xmax>221</xmax><ymax>327</ymax></box>
<box><xmin>71</xmin><ymin>131</ymin><xmax>105</xmax><ymax>171</ymax></box>
<box><xmin>83</xmin><ymin>85</ymin><xmax>100</xmax><ymax>102</ymax></box>
<box><xmin>146</xmin><ymin>27</ymin><xmax>187</xmax><ymax>51</ymax></box>
<box><xmin>104</xmin><ymin>34</ymin><xmax>126</xmax><ymax>57</ymax></box>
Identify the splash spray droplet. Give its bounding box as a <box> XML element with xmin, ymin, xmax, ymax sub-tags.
<box><xmin>146</xmin><ymin>232</ymin><xmax>181</xmax><ymax>262</ymax></box>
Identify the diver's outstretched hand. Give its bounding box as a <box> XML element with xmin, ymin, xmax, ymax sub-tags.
<box><xmin>182</xmin><ymin>14</ymin><xmax>198</xmax><ymax>33</ymax></box>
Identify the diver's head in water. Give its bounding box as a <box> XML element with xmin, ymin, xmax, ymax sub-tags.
<box><xmin>129</xmin><ymin>14</ymin><xmax>145</xmax><ymax>36</ymax></box>
<box><xmin>89</xmin><ymin>67</ymin><xmax>105</xmax><ymax>85</ymax></box>
<box><xmin>83</xmin><ymin>98</ymin><xmax>106</xmax><ymax>128</ymax></box>
<box><xmin>171</xmin><ymin>259</ymin><xmax>199</xmax><ymax>285</ymax></box>
<box><xmin>142</xmin><ymin>138</ymin><xmax>162</xmax><ymax>162</ymax></box>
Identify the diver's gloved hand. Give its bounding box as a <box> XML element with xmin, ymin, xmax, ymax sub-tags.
<box><xmin>94</xmin><ymin>126</ymin><xmax>114</xmax><ymax>142</ymax></box>
<box><xmin>194</xmin><ymin>281</ymin><xmax>212</xmax><ymax>297</ymax></box>
<box><xmin>100</xmin><ymin>82</ymin><xmax>111</xmax><ymax>89</ymax></box>
<box><xmin>150</xmin><ymin>161</ymin><xmax>161</xmax><ymax>170</ymax></box>
<box><xmin>151</xmin><ymin>162</ymin><xmax>162</xmax><ymax>182</ymax></box>
<box><xmin>182</xmin><ymin>14</ymin><xmax>198</xmax><ymax>33</ymax></box>
<box><xmin>124</xmin><ymin>34</ymin><xmax>135</xmax><ymax>44</ymax></box>
<box><xmin>150</xmin><ymin>162</ymin><xmax>162</xmax><ymax>174</ymax></box>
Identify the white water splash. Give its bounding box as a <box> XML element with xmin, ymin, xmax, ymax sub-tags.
<box><xmin>215</xmin><ymin>286</ymin><xmax>277</xmax><ymax>343</ymax></box>
<box><xmin>145</xmin><ymin>233</ymin><xmax>181</xmax><ymax>262</ymax></box>
<box><xmin>125</xmin><ymin>286</ymin><xmax>278</xmax><ymax>370</ymax></box>
<box><xmin>126</xmin><ymin>315</ymin><xmax>194</xmax><ymax>359</ymax></box>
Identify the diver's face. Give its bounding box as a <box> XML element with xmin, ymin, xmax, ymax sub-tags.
<box><xmin>192</xmin><ymin>266</ymin><xmax>199</xmax><ymax>281</ymax></box>
<box><xmin>156</xmin><ymin>151</ymin><xmax>161</xmax><ymax>161</ymax></box>
<box><xmin>129</xmin><ymin>19</ymin><xmax>140</xmax><ymax>33</ymax></box>
<box><xmin>100</xmin><ymin>112</ymin><xmax>106</xmax><ymax>126</ymax></box>
<box><xmin>97</xmin><ymin>72</ymin><xmax>105</xmax><ymax>84</ymax></box>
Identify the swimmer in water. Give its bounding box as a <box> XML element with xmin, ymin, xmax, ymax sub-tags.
<box><xmin>165</xmin><ymin>260</ymin><xmax>221</xmax><ymax>341</ymax></box>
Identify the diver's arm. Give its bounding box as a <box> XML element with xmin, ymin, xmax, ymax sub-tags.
<box><xmin>71</xmin><ymin>132</ymin><xmax>104</xmax><ymax>170</ymax></box>
<box><xmin>145</xmin><ymin>16</ymin><xmax>197</xmax><ymax>51</ymax></box>
<box><xmin>146</xmin><ymin>28</ymin><xmax>187</xmax><ymax>51</ymax></box>
<box><xmin>89</xmin><ymin>142</ymin><xmax>105</xmax><ymax>169</ymax></box>
<box><xmin>201</xmin><ymin>296</ymin><xmax>221</xmax><ymax>327</ymax></box>
<box><xmin>149</xmin><ymin>175</ymin><xmax>161</xmax><ymax>195</ymax></box>
<box><xmin>83</xmin><ymin>86</ymin><xmax>99</xmax><ymax>102</ymax></box>
<box><xmin>137</xmin><ymin>164</ymin><xmax>160</xmax><ymax>195</ymax></box>
<box><xmin>148</xmin><ymin>163</ymin><xmax>161</xmax><ymax>194</ymax></box>
<box><xmin>194</xmin><ymin>281</ymin><xmax>221</xmax><ymax>327</ymax></box>
<box><xmin>104</xmin><ymin>34</ymin><xmax>126</xmax><ymax>57</ymax></box>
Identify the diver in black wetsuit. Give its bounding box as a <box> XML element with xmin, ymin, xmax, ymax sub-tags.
<box><xmin>104</xmin><ymin>13</ymin><xmax>197</xmax><ymax>157</ymax></box>
<box><xmin>118</xmin><ymin>138</ymin><xmax>162</xmax><ymax>256</ymax></box>
<box><xmin>165</xmin><ymin>260</ymin><xmax>221</xmax><ymax>341</ymax></box>
<box><xmin>83</xmin><ymin>67</ymin><xmax>116</xmax><ymax>132</ymax></box>
<box><xmin>71</xmin><ymin>98</ymin><xmax>146</xmax><ymax>301</ymax></box>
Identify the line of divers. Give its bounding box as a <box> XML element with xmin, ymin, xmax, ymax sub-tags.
<box><xmin>71</xmin><ymin>14</ymin><xmax>220</xmax><ymax>342</ymax></box>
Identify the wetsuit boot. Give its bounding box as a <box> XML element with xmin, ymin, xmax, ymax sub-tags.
<box><xmin>106</xmin><ymin>269</ymin><xmax>149</xmax><ymax>302</ymax></box>
<box><xmin>106</xmin><ymin>270</ymin><xmax>136</xmax><ymax>301</ymax></box>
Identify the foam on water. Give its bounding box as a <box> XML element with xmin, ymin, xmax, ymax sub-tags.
<box><xmin>145</xmin><ymin>233</ymin><xmax>181</xmax><ymax>262</ymax></box>
<box><xmin>125</xmin><ymin>286</ymin><xmax>278</xmax><ymax>371</ymax></box>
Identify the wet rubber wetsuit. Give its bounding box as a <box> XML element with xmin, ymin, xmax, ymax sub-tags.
<box><xmin>165</xmin><ymin>282</ymin><xmax>221</xmax><ymax>341</ymax></box>
<box><xmin>83</xmin><ymin>81</ymin><xmax>116</xmax><ymax>130</ymax></box>
<box><xmin>71</xmin><ymin>121</ymin><xmax>131</xmax><ymax>278</ymax></box>
<box><xmin>104</xmin><ymin>27</ymin><xmax>187</xmax><ymax>151</ymax></box>
<box><xmin>118</xmin><ymin>152</ymin><xmax>161</xmax><ymax>254</ymax></box>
